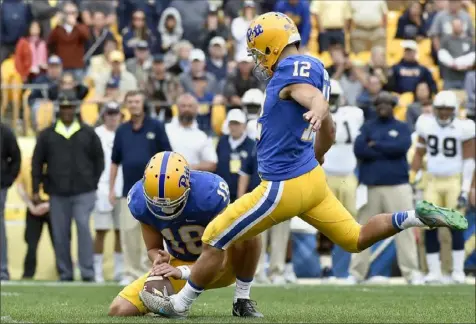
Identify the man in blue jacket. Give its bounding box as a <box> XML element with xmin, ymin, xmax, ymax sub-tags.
<box><xmin>348</xmin><ymin>91</ymin><xmax>421</xmax><ymax>285</ymax></box>
<box><xmin>274</xmin><ymin>0</ymin><xmax>311</xmax><ymax>51</ymax></box>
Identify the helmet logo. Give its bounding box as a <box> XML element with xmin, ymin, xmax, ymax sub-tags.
<box><xmin>178</xmin><ymin>166</ymin><xmax>191</xmax><ymax>188</ymax></box>
<box><xmin>247</xmin><ymin>24</ymin><xmax>264</xmax><ymax>43</ymax></box>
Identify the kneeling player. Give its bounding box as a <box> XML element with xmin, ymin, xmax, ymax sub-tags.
<box><xmin>108</xmin><ymin>152</ymin><xmax>262</xmax><ymax>317</ymax></box>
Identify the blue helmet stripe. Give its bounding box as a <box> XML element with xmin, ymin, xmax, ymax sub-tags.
<box><xmin>158</xmin><ymin>152</ymin><xmax>171</xmax><ymax>199</ymax></box>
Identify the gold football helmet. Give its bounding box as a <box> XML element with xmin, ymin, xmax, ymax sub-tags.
<box><xmin>142</xmin><ymin>151</ymin><xmax>191</xmax><ymax>220</ymax></box>
<box><xmin>246</xmin><ymin>12</ymin><xmax>301</xmax><ymax>79</ymax></box>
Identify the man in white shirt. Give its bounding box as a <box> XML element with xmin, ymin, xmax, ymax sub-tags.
<box><xmin>165</xmin><ymin>93</ymin><xmax>218</xmax><ymax>171</ymax></box>
<box><xmin>94</xmin><ymin>102</ymin><xmax>124</xmax><ymax>283</ymax></box>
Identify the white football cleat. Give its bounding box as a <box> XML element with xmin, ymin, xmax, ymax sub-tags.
<box><xmin>283</xmin><ymin>265</ymin><xmax>298</xmax><ymax>284</ymax></box>
<box><xmin>451</xmin><ymin>271</ymin><xmax>466</xmax><ymax>284</ymax></box>
<box><xmin>271</xmin><ymin>275</ymin><xmax>286</xmax><ymax>285</ymax></box>
<box><xmin>424</xmin><ymin>272</ymin><xmax>442</xmax><ymax>284</ymax></box>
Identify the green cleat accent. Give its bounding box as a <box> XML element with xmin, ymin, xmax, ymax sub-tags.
<box><xmin>416</xmin><ymin>200</ymin><xmax>468</xmax><ymax>230</ymax></box>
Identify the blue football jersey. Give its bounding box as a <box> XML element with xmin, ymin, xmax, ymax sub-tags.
<box><xmin>257</xmin><ymin>54</ymin><xmax>330</xmax><ymax>181</ymax></box>
<box><xmin>127</xmin><ymin>171</ymin><xmax>230</xmax><ymax>262</ymax></box>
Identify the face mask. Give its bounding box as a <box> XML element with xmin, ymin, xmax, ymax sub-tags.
<box><xmin>179</xmin><ymin>113</ymin><xmax>194</xmax><ymax>124</ymax></box>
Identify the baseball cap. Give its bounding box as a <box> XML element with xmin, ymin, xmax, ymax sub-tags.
<box><xmin>109</xmin><ymin>50</ymin><xmax>125</xmax><ymax>63</ymax></box>
<box><xmin>48</xmin><ymin>55</ymin><xmax>62</xmax><ymax>65</ymax></box>
<box><xmin>401</xmin><ymin>40</ymin><xmax>418</xmax><ymax>51</ymax></box>
<box><xmin>103</xmin><ymin>101</ymin><xmax>121</xmax><ymax>114</ymax></box>
<box><xmin>244</xmin><ymin>0</ymin><xmax>256</xmax><ymax>8</ymax></box>
<box><xmin>153</xmin><ymin>54</ymin><xmax>165</xmax><ymax>63</ymax></box>
<box><xmin>189</xmin><ymin>48</ymin><xmax>206</xmax><ymax>62</ymax></box>
<box><xmin>227</xmin><ymin>109</ymin><xmax>247</xmax><ymax>124</ymax></box>
<box><xmin>106</xmin><ymin>78</ymin><xmax>120</xmax><ymax>89</ymax></box>
<box><xmin>237</xmin><ymin>52</ymin><xmax>253</xmax><ymax>63</ymax></box>
<box><xmin>136</xmin><ymin>40</ymin><xmax>149</xmax><ymax>50</ymax></box>
<box><xmin>209</xmin><ymin>36</ymin><xmax>226</xmax><ymax>48</ymax></box>
<box><xmin>208</xmin><ymin>3</ymin><xmax>218</xmax><ymax>14</ymax></box>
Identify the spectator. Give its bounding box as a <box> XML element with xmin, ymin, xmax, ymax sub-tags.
<box><xmin>95</xmin><ymin>50</ymin><xmax>138</xmax><ymax>103</ymax></box>
<box><xmin>47</xmin><ymin>1</ymin><xmax>89</xmax><ymax>80</ymax></box>
<box><xmin>216</xmin><ymin>109</ymin><xmax>255</xmax><ymax>202</ymax></box>
<box><xmin>365</xmin><ymin>46</ymin><xmax>389</xmax><ymax>87</ymax></box>
<box><xmin>86</xmin><ymin>38</ymin><xmax>120</xmax><ymax>82</ymax></box>
<box><xmin>224</xmin><ymin>0</ymin><xmax>261</xmax><ymax>21</ymax></box>
<box><xmin>275</xmin><ymin>0</ymin><xmax>311</xmax><ymax>52</ymax></box>
<box><xmin>349</xmin><ymin>91</ymin><xmax>421</xmax><ymax>285</ymax></box>
<box><xmin>28</xmin><ymin>55</ymin><xmax>63</xmax><ymax>122</ymax></box>
<box><xmin>165</xmin><ymin>40</ymin><xmax>193</xmax><ymax>76</ymax></box>
<box><xmin>330</xmin><ymin>50</ymin><xmax>364</xmax><ymax>106</ymax></box>
<box><xmin>198</xmin><ymin>5</ymin><xmax>230</xmax><ymax>52</ymax></box>
<box><xmin>428</xmin><ymin>0</ymin><xmax>474</xmax><ymax>52</ymax></box>
<box><xmin>395</xmin><ymin>1</ymin><xmax>429</xmax><ymax>41</ymax></box>
<box><xmin>145</xmin><ymin>54</ymin><xmax>182</xmax><ymax>106</ymax></box>
<box><xmin>231</xmin><ymin>0</ymin><xmax>257</xmax><ymax>61</ymax></box>
<box><xmin>311</xmin><ymin>0</ymin><xmax>350</xmax><ymax>53</ymax></box>
<box><xmin>191</xmin><ymin>75</ymin><xmax>216</xmax><ymax>112</ymax></box>
<box><xmin>223</xmin><ymin>53</ymin><xmax>262</xmax><ymax>106</ymax></box>
<box><xmin>464</xmin><ymin>71</ymin><xmax>475</xmax><ymax>120</ymax></box>
<box><xmin>165</xmin><ymin>93</ymin><xmax>217</xmax><ymax>172</ymax></box>
<box><xmin>157</xmin><ymin>7</ymin><xmax>183</xmax><ymax>54</ymax></box>
<box><xmin>0</xmin><ymin>0</ymin><xmax>32</xmax><ymax>62</ymax></box>
<box><xmin>206</xmin><ymin>37</ymin><xmax>229</xmax><ymax>83</ymax></box>
<box><xmin>84</xmin><ymin>10</ymin><xmax>115</xmax><ymax>59</ymax></box>
<box><xmin>348</xmin><ymin>0</ymin><xmax>388</xmax><ymax>53</ymax></box>
<box><xmin>169</xmin><ymin>0</ymin><xmax>208</xmax><ymax>48</ymax></box>
<box><xmin>437</xmin><ymin>18</ymin><xmax>475</xmax><ymax>90</ymax></box>
<box><xmin>179</xmin><ymin>48</ymin><xmax>217</xmax><ymax>95</ymax></box>
<box><xmin>121</xmin><ymin>9</ymin><xmax>159</xmax><ymax>60</ymax></box>
<box><xmin>110</xmin><ymin>90</ymin><xmax>171</xmax><ymax>285</ymax></box>
<box><xmin>0</xmin><ymin>122</ymin><xmax>21</xmax><ymax>281</ymax></box>
<box><xmin>32</xmin><ymin>92</ymin><xmax>104</xmax><ymax>281</ymax></box>
<box><xmin>406</xmin><ymin>81</ymin><xmax>433</xmax><ymax>131</ymax></box>
<box><xmin>117</xmin><ymin>0</ymin><xmax>169</xmax><ymax>33</ymax></box>
<box><xmin>93</xmin><ymin>102</ymin><xmax>124</xmax><ymax>284</ymax></box>
<box><xmin>356</xmin><ymin>75</ymin><xmax>383</xmax><ymax>121</ymax></box>
<box><xmin>79</xmin><ymin>0</ymin><xmax>116</xmax><ymax>27</ymax></box>
<box><xmin>16</xmin><ymin>154</ymin><xmax>54</xmax><ymax>279</ymax></box>
<box><xmin>387</xmin><ymin>40</ymin><xmax>437</xmax><ymax>94</ymax></box>
<box><xmin>92</xmin><ymin>78</ymin><xmax>122</xmax><ymax>105</ymax></box>
<box><xmin>222</xmin><ymin>88</ymin><xmax>264</xmax><ymax>135</ymax></box>
<box><xmin>126</xmin><ymin>40</ymin><xmax>153</xmax><ymax>90</ymax></box>
<box><xmin>48</xmin><ymin>72</ymin><xmax>89</xmax><ymax>101</ymax></box>
<box><xmin>14</xmin><ymin>20</ymin><xmax>47</xmax><ymax>82</ymax></box>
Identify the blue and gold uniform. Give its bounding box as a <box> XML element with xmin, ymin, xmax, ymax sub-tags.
<box><xmin>202</xmin><ymin>12</ymin><xmax>362</xmax><ymax>252</ymax></box>
<box><xmin>118</xmin><ymin>153</ymin><xmax>236</xmax><ymax>314</ymax></box>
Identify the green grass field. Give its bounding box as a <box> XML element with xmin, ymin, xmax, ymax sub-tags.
<box><xmin>1</xmin><ymin>282</ymin><xmax>475</xmax><ymax>323</ymax></box>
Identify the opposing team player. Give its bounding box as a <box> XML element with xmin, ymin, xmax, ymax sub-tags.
<box><xmin>318</xmin><ymin>80</ymin><xmax>364</xmax><ymax>278</ymax></box>
<box><xmin>140</xmin><ymin>13</ymin><xmax>468</xmax><ymax>318</ymax></box>
<box><xmin>410</xmin><ymin>90</ymin><xmax>475</xmax><ymax>284</ymax></box>
<box><xmin>108</xmin><ymin>152</ymin><xmax>263</xmax><ymax>317</ymax></box>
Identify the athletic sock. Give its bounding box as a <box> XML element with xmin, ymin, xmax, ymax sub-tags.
<box><xmin>234</xmin><ymin>277</ymin><xmax>252</xmax><ymax>303</ymax></box>
<box><xmin>173</xmin><ymin>280</ymin><xmax>203</xmax><ymax>312</ymax></box>
<box><xmin>426</xmin><ymin>252</ymin><xmax>441</xmax><ymax>277</ymax></box>
<box><xmin>319</xmin><ymin>255</ymin><xmax>332</xmax><ymax>269</ymax></box>
<box><xmin>452</xmin><ymin>250</ymin><xmax>465</xmax><ymax>274</ymax></box>
<box><xmin>392</xmin><ymin>210</ymin><xmax>425</xmax><ymax>231</ymax></box>
<box><xmin>93</xmin><ymin>254</ymin><xmax>103</xmax><ymax>282</ymax></box>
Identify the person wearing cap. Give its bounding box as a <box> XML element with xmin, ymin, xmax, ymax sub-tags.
<box><xmin>47</xmin><ymin>71</ymin><xmax>89</xmax><ymax>102</ymax></box>
<box><xmin>349</xmin><ymin>91</ymin><xmax>420</xmax><ymax>284</ymax></box>
<box><xmin>93</xmin><ymin>101</ymin><xmax>124</xmax><ymax>283</ymax></box>
<box><xmin>231</xmin><ymin>0</ymin><xmax>258</xmax><ymax>61</ymax></box>
<box><xmin>223</xmin><ymin>52</ymin><xmax>263</xmax><ymax>106</ymax></box>
<box><xmin>86</xmin><ymin>38</ymin><xmax>121</xmax><ymax>82</ymax></box>
<box><xmin>32</xmin><ymin>91</ymin><xmax>105</xmax><ymax>282</ymax></box>
<box><xmin>206</xmin><ymin>36</ymin><xmax>228</xmax><ymax>83</ymax></box>
<box><xmin>387</xmin><ymin>40</ymin><xmax>437</xmax><ymax>94</ymax></box>
<box><xmin>158</xmin><ymin>7</ymin><xmax>184</xmax><ymax>53</ymax></box>
<box><xmin>145</xmin><ymin>54</ymin><xmax>183</xmax><ymax>107</ymax></box>
<box><xmin>198</xmin><ymin>5</ymin><xmax>230</xmax><ymax>52</ymax></box>
<box><xmin>275</xmin><ymin>0</ymin><xmax>311</xmax><ymax>52</ymax></box>
<box><xmin>166</xmin><ymin>40</ymin><xmax>193</xmax><ymax>76</ymax></box>
<box><xmin>179</xmin><ymin>48</ymin><xmax>217</xmax><ymax>95</ymax></box>
<box><xmin>126</xmin><ymin>40</ymin><xmax>153</xmax><ymax>90</ymax></box>
<box><xmin>95</xmin><ymin>50</ymin><xmax>138</xmax><ymax>103</ymax></box>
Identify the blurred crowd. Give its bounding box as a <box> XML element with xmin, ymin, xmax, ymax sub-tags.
<box><xmin>0</xmin><ymin>0</ymin><xmax>475</xmax><ymax>284</ymax></box>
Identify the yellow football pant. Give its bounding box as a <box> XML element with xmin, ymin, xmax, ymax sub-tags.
<box><xmin>203</xmin><ymin>166</ymin><xmax>361</xmax><ymax>253</ymax></box>
<box><xmin>118</xmin><ymin>251</ymin><xmax>236</xmax><ymax>314</ymax></box>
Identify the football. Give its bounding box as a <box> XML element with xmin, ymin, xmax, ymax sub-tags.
<box><xmin>143</xmin><ymin>275</ymin><xmax>175</xmax><ymax>297</ymax></box>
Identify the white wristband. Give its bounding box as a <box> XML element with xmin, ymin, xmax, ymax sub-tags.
<box><xmin>177</xmin><ymin>266</ymin><xmax>191</xmax><ymax>280</ymax></box>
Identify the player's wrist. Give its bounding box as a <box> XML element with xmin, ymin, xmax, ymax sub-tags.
<box><xmin>177</xmin><ymin>265</ymin><xmax>191</xmax><ymax>280</ymax></box>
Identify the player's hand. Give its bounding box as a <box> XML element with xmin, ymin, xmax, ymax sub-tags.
<box><xmin>151</xmin><ymin>263</ymin><xmax>182</xmax><ymax>279</ymax></box>
<box><xmin>303</xmin><ymin>110</ymin><xmax>322</xmax><ymax>131</ymax></box>
<box><xmin>153</xmin><ymin>250</ymin><xmax>171</xmax><ymax>266</ymax></box>
<box><xmin>456</xmin><ymin>192</ymin><xmax>468</xmax><ymax>209</ymax></box>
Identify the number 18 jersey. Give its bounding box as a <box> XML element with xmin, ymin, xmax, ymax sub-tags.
<box><xmin>127</xmin><ymin>171</ymin><xmax>230</xmax><ymax>262</ymax></box>
<box><xmin>416</xmin><ymin>115</ymin><xmax>475</xmax><ymax>176</ymax></box>
<box><xmin>257</xmin><ymin>54</ymin><xmax>330</xmax><ymax>181</ymax></box>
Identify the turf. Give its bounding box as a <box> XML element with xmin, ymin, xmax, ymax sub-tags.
<box><xmin>1</xmin><ymin>283</ymin><xmax>475</xmax><ymax>323</ymax></box>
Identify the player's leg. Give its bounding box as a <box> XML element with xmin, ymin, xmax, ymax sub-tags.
<box><xmin>109</xmin><ymin>273</ymin><xmax>149</xmax><ymax>316</ymax></box>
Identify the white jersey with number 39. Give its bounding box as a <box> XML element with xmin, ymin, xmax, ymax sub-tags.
<box><xmin>324</xmin><ymin>106</ymin><xmax>364</xmax><ymax>175</ymax></box>
<box><xmin>416</xmin><ymin>115</ymin><xmax>475</xmax><ymax>176</ymax></box>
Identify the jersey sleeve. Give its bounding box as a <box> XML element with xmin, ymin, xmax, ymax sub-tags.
<box><xmin>273</xmin><ymin>57</ymin><xmax>328</xmax><ymax>96</ymax></box>
<box><xmin>126</xmin><ymin>180</ymin><xmax>148</xmax><ymax>223</ymax></box>
<box><xmin>461</xmin><ymin>119</ymin><xmax>476</xmax><ymax>142</ymax></box>
<box><xmin>415</xmin><ymin>115</ymin><xmax>429</xmax><ymax>138</ymax></box>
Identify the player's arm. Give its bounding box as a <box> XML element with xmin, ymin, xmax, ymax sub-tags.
<box><xmin>141</xmin><ymin>223</ymin><xmax>169</xmax><ymax>265</ymax></box>
<box><xmin>458</xmin><ymin>137</ymin><xmax>476</xmax><ymax>206</ymax></box>
<box><xmin>409</xmin><ymin>136</ymin><xmax>426</xmax><ymax>185</ymax></box>
<box><xmin>280</xmin><ymin>83</ymin><xmax>330</xmax><ymax>131</ymax></box>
